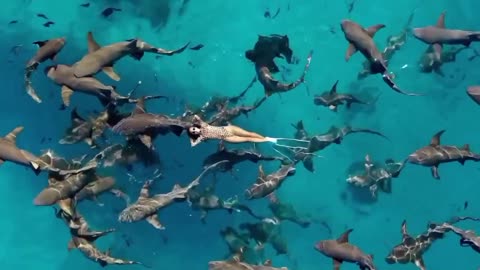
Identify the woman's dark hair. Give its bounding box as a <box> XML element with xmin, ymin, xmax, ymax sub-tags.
<box><xmin>186</xmin><ymin>125</ymin><xmax>201</xmax><ymax>141</ymax></box>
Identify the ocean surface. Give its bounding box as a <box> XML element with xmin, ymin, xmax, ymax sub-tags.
<box><xmin>0</xmin><ymin>0</ymin><xmax>479</xmax><ymax>269</ymax></box>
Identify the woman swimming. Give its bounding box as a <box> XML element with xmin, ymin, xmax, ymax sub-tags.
<box><xmin>187</xmin><ymin>115</ymin><xmax>276</xmax><ymax>147</ymax></box>
<box><xmin>187</xmin><ymin>115</ymin><xmax>311</xmax><ymax>152</ymax></box>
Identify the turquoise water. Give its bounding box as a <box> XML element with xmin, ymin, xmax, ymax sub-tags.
<box><xmin>1</xmin><ymin>0</ymin><xmax>480</xmax><ymax>269</ymax></box>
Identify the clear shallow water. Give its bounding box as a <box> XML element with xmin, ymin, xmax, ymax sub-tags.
<box><xmin>0</xmin><ymin>0</ymin><xmax>480</xmax><ymax>269</ymax></box>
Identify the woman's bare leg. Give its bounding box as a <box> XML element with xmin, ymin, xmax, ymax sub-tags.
<box><xmin>227</xmin><ymin>126</ymin><xmax>265</xmax><ymax>139</ymax></box>
<box><xmin>225</xmin><ymin>136</ymin><xmax>270</xmax><ymax>144</ymax></box>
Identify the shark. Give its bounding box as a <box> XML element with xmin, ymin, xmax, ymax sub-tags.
<box><xmin>315</xmin><ymin>229</ymin><xmax>376</xmax><ymax>270</ymax></box>
<box><xmin>72</xmin><ymin>31</ymin><xmax>189</xmax><ymax>81</ymax></box>
<box><xmin>413</xmin><ymin>12</ymin><xmax>480</xmax><ymax>61</ymax></box>
<box><xmin>408</xmin><ymin>130</ymin><xmax>480</xmax><ymax>179</ymax></box>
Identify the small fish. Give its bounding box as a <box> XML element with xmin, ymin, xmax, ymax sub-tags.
<box><xmin>80</xmin><ymin>2</ymin><xmax>90</xmax><ymax>7</ymax></box>
<box><xmin>468</xmin><ymin>49</ymin><xmax>480</xmax><ymax>61</ymax></box>
<box><xmin>464</xmin><ymin>201</ymin><xmax>469</xmax><ymax>210</ymax></box>
<box><xmin>264</xmin><ymin>8</ymin><xmax>280</xmax><ymax>19</ymax></box>
<box><xmin>8</xmin><ymin>20</ymin><xmax>18</xmax><ymax>25</ymax></box>
<box><xmin>37</xmin><ymin>13</ymin><xmax>49</xmax><ymax>20</ymax></box>
<box><xmin>190</xmin><ymin>44</ymin><xmax>204</xmax><ymax>51</ymax></box>
<box><xmin>43</xmin><ymin>21</ymin><xmax>55</xmax><ymax>27</ymax></box>
<box><xmin>264</xmin><ymin>10</ymin><xmax>271</xmax><ymax>18</ymax></box>
<box><xmin>271</xmin><ymin>8</ymin><xmax>281</xmax><ymax>19</ymax></box>
<box><xmin>101</xmin><ymin>7</ymin><xmax>122</xmax><ymax>18</ymax></box>
<box><xmin>347</xmin><ymin>0</ymin><xmax>357</xmax><ymax>14</ymax></box>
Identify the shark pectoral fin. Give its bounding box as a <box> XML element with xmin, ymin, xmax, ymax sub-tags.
<box><xmin>130</xmin><ymin>51</ymin><xmax>145</xmax><ymax>61</ymax></box>
<box><xmin>102</xmin><ymin>66</ymin><xmax>121</xmax><ymax>81</ymax></box>
<box><xmin>345</xmin><ymin>43</ymin><xmax>357</xmax><ymax>61</ymax></box>
<box><xmin>433</xmin><ymin>43</ymin><xmax>443</xmax><ymax>62</ymax></box>
<box><xmin>263</xmin><ymin>259</ymin><xmax>272</xmax><ymax>266</ymax></box>
<box><xmin>431</xmin><ymin>166</ymin><xmax>440</xmax><ymax>179</ymax></box>
<box><xmin>436</xmin><ymin>12</ymin><xmax>446</xmax><ymax>28</ymax></box>
<box><xmin>462</xmin><ymin>40</ymin><xmax>472</xmax><ymax>47</ymax></box>
<box><xmin>49</xmin><ymin>53</ymin><xmax>58</xmax><ymax>62</ymax></box>
<box><xmin>87</xmin><ymin>31</ymin><xmax>101</xmax><ymax>52</ymax></box>
<box><xmin>67</xmin><ymin>239</ymin><xmax>76</xmax><ymax>251</ymax></box>
<box><xmin>30</xmin><ymin>160</ymin><xmax>40</xmax><ymax>170</ymax></box>
<box><xmin>415</xmin><ymin>256</ymin><xmax>426</xmax><ymax>270</ymax></box>
<box><xmin>5</xmin><ymin>126</ymin><xmax>24</xmax><ymax>144</ymax></box>
<box><xmin>61</xmin><ymin>85</ymin><xmax>74</xmax><ymax>107</ymax></box>
<box><xmin>329</xmin><ymin>80</ymin><xmax>339</xmax><ymax>94</ymax></box>
<box><xmin>138</xmin><ymin>135</ymin><xmax>153</xmax><ymax>149</ymax></box>
<box><xmin>365</xmin><ymin>24</ymin><xmax>386</xmax><ymax>37</ymax></box>
<box><xmin>84</xmin><ymin>137</ymin><xmax>93</xmax><ymax>146</ymax></box>
<box><xmin>146</xmin><ymin>214</ymin><xmax>165</xmax><ymax>230</ymax></box>
<box><xmin>333</xmin><ymin>258</ymin><xmax>343</xmax><ymax>270</ymax></box>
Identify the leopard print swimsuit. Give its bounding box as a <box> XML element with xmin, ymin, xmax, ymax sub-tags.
<box><xmin>200</xmin><ymin>125</ymin><xmax>233</xmax><ymax>140</ymax></box>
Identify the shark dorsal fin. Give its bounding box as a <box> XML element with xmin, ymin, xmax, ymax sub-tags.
<box><xmin>436</xmin><ymin>12</ymin><xmax>446</xmax><ymax>28</ymax></box>
<box><xmin>462</xmin><ymin>144</ymin><xmax>471</xmax><ymax>151</ymax></box>
<box><xmin>297</xmin><ymin>120</ymin><xmax>304</xmax><ymax>130</ymax></box>
<box><xmin>365</xmin><ymin>154</ymin><xmax>372</xmax><ymax>164</ymax></box>
<box><xmin>330</xmin><ymin>80</ymin><xmax>339</xmax><ymax>94</ymax></box>
<box><xmin>337</xmin><ymin>228</ymin><xmax>353</xmax><ymax>243</ymax></box>
<box><xmin>263</xmin><ymin>259</ymin><xmax>272</xmax><ymax>266</ymax></box>
<box><xmin>258</xmin><ymin>165</ymin><xmax>266</xmax><ymax>178</ymax></box>
<box><xmin>172</xmin><ymin>184</ymin><xmax>182</xmax><ymax>192</ymax></box>
<box><xmin>328</xmin><ymin>126</ymin><xmax>339</xmax><ymax>133</ymax></box>
<box><xmin>364</xmin><ymin>154</ymin><xmax>373</xmax><ymax>173</ymax></box>
<box><xmin>365</xmin><ymin>24</ymin><xmax>386</xmax><ymax>37</ymax></box>
<box><xmin>132</xmin><ymin>97</ymin><xmax>147</xmax><ymax>115</ymax></box>
<box><xmin>430</xmin><ymin>130</ymin><xmax>445</xmax><ymax>146</ymax></box>
<box><xmin>5</xmin><ymin>126</ymin><xmax>24</xmax><ymax>144</ymax></box>
<box><xmin>401</xmin><ymin>220</ymin><xmax>409</xmax><ymax>236</ymax></box>
<box><xmin>87</xmin><ymin>31</ymin><xmax>101</xmax><ymax>53</ymax></box>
